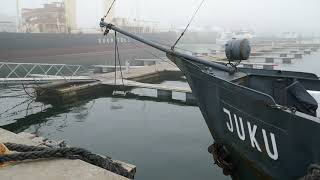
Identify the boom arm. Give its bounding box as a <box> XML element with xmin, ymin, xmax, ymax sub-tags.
<box><xmin>100</xmin><ymin>21</ymin><xmax>236</xmax><ymax>74</ymax></box>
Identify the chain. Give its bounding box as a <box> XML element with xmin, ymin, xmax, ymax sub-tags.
<box><xmin>300</xmin><ymin>164</ymin><xmax>320</xmax><ymax>180</ymax></box>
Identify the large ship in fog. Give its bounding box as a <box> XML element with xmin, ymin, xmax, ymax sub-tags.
<box><xmin>0</xmin><ymin>0</ymin><xmax>217</xmax><ymax>66</ymax></box>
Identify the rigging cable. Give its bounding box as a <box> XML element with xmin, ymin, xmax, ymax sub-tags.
<box><xmin>102</xmin><ymin>0</ymin><xmax>117</xmax><ymax>20</ymax></box>
<box><xmin>0</xmin><ymin>98</ymin><xmax>34</xmax><ymax>117</ymax></box>
<box><xmin>130</xmin><ymin>41</ymin><xmax>176</xmax><ymax>67</ymax></box>
<box><xmin>171</xmin><ymin>0</ymin><xmax>206</xmax><ymax>50</ymax></box>
<box><xmin>114</xmin><ymin>31</ymin><xmax>125</xmax><ymax>90</ymax></box>
<box><xmin>101</xmin><ymin>0</ymin><xmax>116</xmax><ymax>36</ymax></box>
<box><xmin>114</xmin><ymin>33</ymin><xmax>117</xmax><ymax>85</ymax></box>
<box><xmin>22</xmin><ymin>83</ymin><xmax>36</xmax><ymax>98</ymax></box>
<box><xmin>115</xmin><ymin>33</ymin><xmax>125</xmax><ymax>89</ymax></box>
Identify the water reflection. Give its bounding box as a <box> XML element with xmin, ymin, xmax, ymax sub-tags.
<box><xmin>0</xmin><ymin>81</ymin><xmax>196</xmax><ymax>134</ymax></box>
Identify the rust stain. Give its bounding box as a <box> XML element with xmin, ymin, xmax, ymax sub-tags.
<box><xmin>0</xmin><ymin>143</ymin><xmax>10</xmax><ymax>168</ymax></box>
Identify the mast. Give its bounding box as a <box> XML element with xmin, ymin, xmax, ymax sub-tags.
<box><xmin>100</xmin><ymin>21</ymin><xmax>235</xmax><ymax>74</ymax></box>
<box><xmin>64</xmin><ymin>0</ymin><xmax>77</xmax><ymax>33</ymax></box>
<box><xmin>16</xmin><ymin>0</ymin><xmax>21</xmax><ymax>32</ymax></box>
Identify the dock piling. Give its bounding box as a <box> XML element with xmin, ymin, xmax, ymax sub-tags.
<box><xmin>157</xmin><ymin>89</ymin><xmax>173</xmax><ymax>100</ymax></box>
<box><xmin>186</xmin><ymin>93</ymin><xmax>197</xmax><ymax>105</ymax></box>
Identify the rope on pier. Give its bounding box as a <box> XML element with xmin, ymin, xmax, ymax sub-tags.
<box><xmin>0</xmin><ymin>142</ymin><xmax>134</xmax><ymax>179</ymax></box>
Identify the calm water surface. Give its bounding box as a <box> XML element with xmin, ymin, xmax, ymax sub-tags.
<box><xmin>0</xmin><ymin>83</ymin><xmax>229</xmax><ymax>180</ymax></box>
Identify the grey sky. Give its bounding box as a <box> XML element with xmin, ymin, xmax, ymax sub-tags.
<box><xmin>0</xmin><ymin>0</ymin><xmax>319</xmax><ymax>33</ymax></box>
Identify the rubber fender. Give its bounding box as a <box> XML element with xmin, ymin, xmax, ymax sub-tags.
<box><xmin>225</xmin><ymin>39</ymin><xmax>251</xmax><ymax>60</ymax></box>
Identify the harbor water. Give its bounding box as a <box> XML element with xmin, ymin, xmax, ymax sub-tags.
<box><xmin>0</xmin><ymin>81</ymin><xmax>229</xmax><ymax>180</ymax></box>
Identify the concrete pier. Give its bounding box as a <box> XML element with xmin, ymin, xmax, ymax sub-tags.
<box><xmin>243</xmin><ymin>64</ymin><xmax>254</xmax><ymax>68</ymax></box>
<box><xmin>32</xmin><ymin>40</ymin><xmax>320</xmax><ymax>106</ymax></box>
<box><xmin>304</xmin><ymin>50</ymin><xmax>312</xmax><ymax>54</ymax></box>
<box><xmin>34</xmin><ymin>62</ymin><xmax>197</xmax><ymax>105</ymax></box>
<box><xmin>250</xmin><ymin>56</ymin><xmax>295</xmax><ymax>64</ymax></box>
<box><xmin>282</xmin><ymin>58</ymin><xmax>292</xmax><ymax>64</ymax></box>
<box><xmin>0</xmin><ymin>128</ymin><xmax>136</xmax><ymax>180</ymax></box>
<box><xmin>265</xmin><ymin>57</ymin><xmax>274</xmax><ymax>63</ymax></box>
<box><xmin>262</xmin><ymin>64</ymin><xmax>275</xmax><ymax>70</ymax></box>
<box><xmin>280</xmin><ymin>53</ymin><xmax>287</xmax><ymax>57</ymax></box>
<box><xmin>241</xmin><ymin>63</ymin><xmax>275</xmax><ymax>70</ymax></box>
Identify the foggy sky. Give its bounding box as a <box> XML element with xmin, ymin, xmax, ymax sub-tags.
<box><xmin>1</xmin><ymin>0</ymin><xmax>319</xmax><ymax>34</ymax></box>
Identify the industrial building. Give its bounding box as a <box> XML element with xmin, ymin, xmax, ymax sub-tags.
<box><xmin>20</xmin><ymin>0</ymin><xmax>76</xmax><ymax>33</ymax></box>
<box><xmin>18</xmin><ymin>0</ymin><xmax>157</xmax><ymax>34</ymax></box>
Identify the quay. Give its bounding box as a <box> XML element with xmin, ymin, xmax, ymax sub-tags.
<box><xmin>250</xmin><ymin>51</ymin><xmax>303</xmax><ymax>58</ymax></box>
<box><xmin>24</xmin><ymin>40</ymin><xmax>320</xmax><ymax>105</ymax></box>
<box><xmin>0</xmin><ymin>128</ymin><xmax>136</xmax><ymax>180</ymax></box>
<box><xmin>34</xmin><ymin>61</ymin><xmax>197</xmax><ymax>105</ymax></box>
<box><xmin>1</xmin><ymin>41</ymin><xmax>319</xmax><ymax>106</ymax></box>
<box><xmin>249</xmin><ymin>56</ymin><xmax>295</xmax><ymax>64</ymax></box>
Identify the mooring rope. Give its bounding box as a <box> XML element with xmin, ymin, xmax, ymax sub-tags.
<box><xmin>0</xmin><ymin>98</ymin><xmax>34</xmax><ymax>117</ymax></box>
<box><xmin>0</xmin><ymin>142</ymin><xmax>134</xmax><ymax>179</ymax></box>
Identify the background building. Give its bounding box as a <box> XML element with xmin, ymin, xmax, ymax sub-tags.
<box><xmin>0</xmin><ymin>14</ymin><xmax>17</xmax><ymax>32</ymax></box>
<box><xmin>21</xmin><ymin>2</ymin><xmax>66</xmax><ymax>33</ymax></box>
<box><xmin>20</xmin><ymin>0</ymin><xmax>77</xmax><ymax>33</ymax></box>
<box><xmin>64</xmin><ymin>0</ymin><xmax>77</xmax><ymax>32</ymax></box>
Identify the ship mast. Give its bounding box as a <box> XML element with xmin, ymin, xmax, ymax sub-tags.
<box><xmin>16</xmin><ymin>0</ymin><xmax>21</xmax><ymax>32</ymax></box>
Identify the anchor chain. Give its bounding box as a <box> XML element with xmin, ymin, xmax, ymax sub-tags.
<box><xmin>208</xmin><ymin>143</ymin><xmax>233</xmax><ymax>176</ymax></box>
<box><xmin>300</xmin><ymin>164</ymin><xmax>320</xmax><ymax>180</ymax></box>
<box><xmin>0</xmin><ymin>143</ymin><xmax>134</xmax><ymax>179</ymax></box>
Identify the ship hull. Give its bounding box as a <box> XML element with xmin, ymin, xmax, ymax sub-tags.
<box><xmin>168</xmin><ymin>53</ymin><xmax>320</xmax><ymax>179</ymax></box>
<box><xmin>0</xmin><ymin>32</ymin><xmax>169</xmax><ymax>65</ymax></box>
<box><xmin>0</xmin><ymin>31</ymin><xmax>217</xmax><ymax>65</ymax></box>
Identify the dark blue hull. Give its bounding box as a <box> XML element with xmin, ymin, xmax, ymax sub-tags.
<box><xmin>168</xmin><ymin>54</ymin><xmax>320</xmax><ymax>179</ymax></box>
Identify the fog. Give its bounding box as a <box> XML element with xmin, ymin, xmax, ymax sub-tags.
<box><xmin>1</xmin><ymin>0</ymin><xmax>319</xmax><ymax>34</ymax></box>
